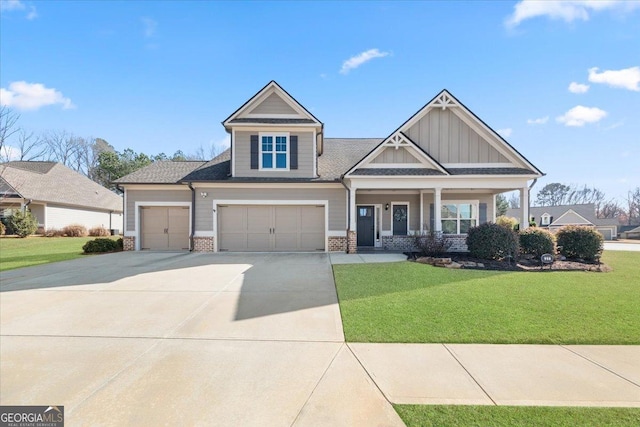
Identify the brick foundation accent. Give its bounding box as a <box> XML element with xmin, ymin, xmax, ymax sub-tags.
<box><xmin>445</xmin><ymin>234</ymin><xmax>468</xmax><ymax>252</ymax></box>
<box><xmin>193</xmin><ymin>236</ymin><xmax>214</xmax><ymax>252</ymax></box>
<box><xmin>347</xmin><ymin>230</ymin><xmax>357</xmax><ymax>254</ymax></box>
<box><xmin>381</xmin><ymin>235</ymin><xmax>416</xmax><ymax>251</ymax></box>
<box><xmin>123</xmin><ymin>236</ymin><xmax>135</xmax><ymax>251</ymax></box>
<box><xmin>328</xmin><ymin>236</ymin><xmax>347</xmax><ymax>252</ymax></box>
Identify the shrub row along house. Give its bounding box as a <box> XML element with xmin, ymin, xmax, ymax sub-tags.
<box><xmin>0</xmin><ymin>161</ymin><xmax>123</xmax><ymax>233</ymax></box>
<box><xmin>115</xmin><ymin>81</ymin><xmax>543</xmax><ymax>253</ymax></box>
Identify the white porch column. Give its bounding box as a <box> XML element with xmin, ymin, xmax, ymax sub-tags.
<box><xmin>520</xmin><ymin>186</ymin><xmax>529</xmax><ymax>229</ymax></box>
<box><xmin>349</xmin><ymin>186</ymin><xmax>357</xmax><ymax>231</ymax></box>
<box><xmin>434</xmin><ymin>187</ymin><xmax>442</xmax><ymax>232</ymax></box>
<box><xmin>492</xmin><ymin>194</ymin><xmax>497</xmax><ymax>222</ymax></box>
<box><xmin>419</xmin><ymin>191</ymin><xmax>424</xmax><ymax>232</ymax></box>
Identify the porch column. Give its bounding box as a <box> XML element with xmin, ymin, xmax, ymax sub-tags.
<box><xmin>419</xmin><ymin>191</ymin><xmax>424</xmax><ymax>232</ymax></box>
<box><xmin>520</xmin><ymin>186</ymin><xmax>529</xmax><ymax>229</ymax></box>
<box><xmin>492</xmin><ymin>194</ymin><xmax>497</xmax><ymax>222</ymax></box>
<box><xmin>434</xmin><ymin>187</ymin><xmax>442</xmax><ymax>232</ymax></box>
<box><xmin>349</xmin><ymin>186</ymin><xmax>357</xmax><ymax>231</ymax></box>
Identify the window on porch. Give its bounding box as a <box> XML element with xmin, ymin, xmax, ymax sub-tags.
<box><xmin>441</xmin><ymin>202</ymin><xmax>477</xmax><ymax>234</ymax></box>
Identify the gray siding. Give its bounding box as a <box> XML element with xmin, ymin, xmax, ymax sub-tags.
<box><xmin>234</xmin><ymin>131</ymin><xmax>314</xmax><ymax>178</ymax></box>
<box><xmin>195</xmin><ymin>186</ymin><xmax>346</xmax><ymax>232</ymax></box>
<box><xmin>371</xmin><ymin>147</ymin><xmax>419</xmax><ymax>164</ymax></box>
<box><xmin>247</xmin><ymin>92</ymin><xmax>297</xmax><ymax>115</ymax></box>
<box><xmin>356</xmin><ymin>194</ymin><xmax>420</xmax><ymax>231</ymax></box>
<box><xmin>125</xmin><ymin>189</ymin><xmax>191</xmax><ymax>231</ymax></box>
<box><xmin>406</xmin><ymin>108</ymin><xmax>509</xmax><ymax>164</ymax></box>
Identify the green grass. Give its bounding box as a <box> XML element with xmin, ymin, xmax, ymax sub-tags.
<box><xmin>0</xmin><ymin>236</ymin><xmax>115</xmax><ymax>271</ymax></box>
<box><xmin>394</xmin><ymin>405</ymin><xmax>640</xmax><ymax>427</ymax></box>
<box><xmin>333</xmin><ymin>251</ymin><xmax>640</xmax><ymax>344</ymax></box>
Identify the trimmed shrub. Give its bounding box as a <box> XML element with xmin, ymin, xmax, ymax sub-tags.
<box><xmin>496</xmin><ymin>215</ymin><xmax>519</xmax><ymax>230</ymax></box>
<box><xmin>0</xmin><ymin>221</ymin><xmax>5</xmax><ymax>236</ymax></box>
<box><xmin>556</xmin><ymin>225</ymin><xmax>603</xmax><ymax>261</ymax></box>
<box><xmin>7</xmin><ymin>209</ymin><xmax>38</xmax><ymax>238</ymax></box>
<box><xmin>82</xmin><ymin>238</ymin><xmax>121</xmax><ymax>253</ymax></box>
<box><xmin>412</xmin><ymin>230</ymin><xmax>452</xmax><ymax>256</ymax></box>
<box><xmin>62</xmin><ymin>224</ymin><xmax>88</xmax><ymax>237</ymax></box>
<box><xmin>520</xmin><ymin>227</ymin><xmax>555</xmax><ymax>258</ymax></box>
<box><xmin>117</xmin><ymin>237</ymin><xmax>123</xmax><ymax>250</ymax></box>
<box><xmin>466</xmin><ymin>222</ymin><xmax>519</xmax><ymax>260</ymax></box>
<box><xmin>44</xmin><ymin>228</ymin><xmax>65</xmax><ymax>237</ymax></box>
<box><xmin>89</xmin><ymin>226</ymin><xmax>111</xmax><ymax>237</ymax></box>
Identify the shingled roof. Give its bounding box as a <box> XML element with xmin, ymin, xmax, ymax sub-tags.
<box><xmin>113</xmin><ymin>161</ymin><xmax>206</xmax><ymax>184</ymax></box>
<box><xmin>0</xmin><ymin>161</ymin><xmax>123</xmax><ymax>212</ymax></box>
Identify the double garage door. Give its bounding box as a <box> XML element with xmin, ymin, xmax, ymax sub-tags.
<box><xmin>218</xmin><ymin>205</ymin><xmax>325</xmax><ymax>252</ymax></box>
<box><xmin>140</xmin><ymin>206</ymin><xmax>190</xmax><ymax>250</ymax></box>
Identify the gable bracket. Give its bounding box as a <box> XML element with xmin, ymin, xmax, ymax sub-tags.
<box><xmin>431</xmin><ymin>93</ymin><xmax>458</xmax><ymax>110</ymax></box>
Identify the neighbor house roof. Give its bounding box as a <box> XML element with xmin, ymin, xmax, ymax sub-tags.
<box><xmin>0</xmin><ymin>161</ymin><xmax>123</xmax><ymax>212</ymax></box>
<box><xmin>506</xmin><ymin>203</ymin><xmax>618</xmax><ymax>228</ymax></box>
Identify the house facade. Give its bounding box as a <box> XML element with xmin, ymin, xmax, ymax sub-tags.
<box><xmin>115</xmin><ymin>81</ymin><xmax>543</xmax><ymax>253</ymax></box>
<box><xmin>0</xmin><ymin>161</ymin><xmax>123</xmax><ymax>232</ymax></box>
<box><xmin>507</xmin><ymin>204</ymin><xmax>618</xmax><ymax>240</ymax></box>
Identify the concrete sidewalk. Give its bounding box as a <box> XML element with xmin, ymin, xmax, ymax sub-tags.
<box><xmin>351</xmin><ymin>343</ymin><xmax>640</xmax><ymax>408</ymax></box>
<box><xmin>329</xmin><ymin>253</ymin><xmax>407</xmax><ymax>264</ymax></box>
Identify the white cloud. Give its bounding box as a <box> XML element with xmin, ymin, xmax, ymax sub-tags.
<box><xmin>340</xmin><ymin>49</ymin><xmax>389</xmax><ymax>75</ymax></box>
<box><xmin>588</xmin><ymin>66</ymin><xmax>640</xmax><ymax>91</ymax></box>
<box><xmin>505</xmin><ymin>0</ymin><xmax>640</xmax><ymax>28</ymax></box>
<box><xmin>556</xmin><ymin>105</ymin><xmax>607</xmax><ymax>127</ymax></box>
<box><xmin>0</xmin><ymin>0</ymin><xmax>25</xmax><ymax>11</ymax></box>
<box><xmin>0</xmin><ymin>81</ymin><xmax>74</xmax><ymax>111</ymax></box>
<box><xmin>568</xmin><ymin>82</ymin><xmax>589</xmax><ymax>93</ymax></box>
<box><xmin>497</xmin><ymin>128</ymin><xmax>513</xmax><ymax>137</ymax></box>
<box><xmin>527</xmin><ymin>116</ymin><xmax>549</xmax><ymax>125</ymax></box>
<box><xmin>26</xmin><ymin>5</ymin><xmax>36</xmax><ymax>19</ymax></box>
<box><xmin>141</xmin><ymin>17</ymin><xmax>157</xmax><ymax>38</ymax></box>
<box><xmin>0</xmin><ymin>145</ymin><xmax>22</xmax><ymax>161</ymax></box>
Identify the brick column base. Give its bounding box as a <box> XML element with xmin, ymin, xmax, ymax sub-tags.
<box><xmin>193</xmin><ymin>236</ymin><xmax>214</xmax><ymax>252</ymax></box>
<box><xmin>328</xmin><ymin>236</ymin><xmax>347</xmax><ymax>252</ymax></box>
<box><xmin>123</xmin><ymin>236</ymin><xmax>135</xmax><ymax>251</ymax></box>
<box><xmin>347</xmin><ymin>230</ymin><xmax>357</xmax><ymax>254</ymax></box>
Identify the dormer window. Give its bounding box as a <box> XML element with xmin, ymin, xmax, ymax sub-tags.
<box><xmin>260</xmin><ymin>133</ymin><xmax>289</xmax><ymax>170</ymax></box>
<box><xmin>541</xmin><ymin>213</ymin><xmax>551</xmax><ymax>226</ymax></box>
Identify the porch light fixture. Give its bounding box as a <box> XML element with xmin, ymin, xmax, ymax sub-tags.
<box><xmin>200</xmin><ymin>192</ymin><xmax>208</xmax><ymax>198</ymax></box>
<box><xmin>385</xmin><ymin>203</ymin><xmax>389</xmax><ymax>210</ymax></box>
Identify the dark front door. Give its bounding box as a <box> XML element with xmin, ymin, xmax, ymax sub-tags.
<box><xmin>393</xmin><ymin>204</ymin><xmax>408</xmax><ymax>235</ymax></box>
<box><xmin>357</xmin><ymin>205</ymin><xmax>375</xmax><ymax>246</ymax></box>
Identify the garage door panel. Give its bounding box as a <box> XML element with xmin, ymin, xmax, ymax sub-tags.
<box><xmin>247</xmin><ymin>206</ymin><xmax>271</xmax><ymax>232</ymax></box>
<box><xmin>300</xmin><ymin>206</ymin><xmax>324</xmax><ymax>232</ymax></box>
<box><xmin>300</xmin><ymin>232</ymin><xmax>324</xmax><ymax>251</ymax></box>
<box><xmin>219</xmin><ymin>206</ymin><xmax>246</xmax><ymax>232</ymax></box>
<box><xmin>219</xmin><ymin>232</ymin><xmax>247</xmax><ymax>251</ymax></box>
<box><xmin>274</xmin><ymin>233</ymin><xmax>298</xmax><ymax>251</ymax></box>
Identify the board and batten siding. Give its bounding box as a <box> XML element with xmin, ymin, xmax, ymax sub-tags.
<box><xmin>195</xmin><ymin>186</ymin><xmax>347</xmax><ymax>232</ymax></box>
<box><xmin>247</xmin><ymin>92</ymin><xmax>297</xmax><ymax>115</ymax></box>
<box><xmin>234</xmin><ymin>131</ymin><xmax>314</xmax><ymax>178</ymax></box>
<box><xmin>371</xmin><ymin>147</ymin><xmax>419</xmax><ymax>164</ymax></box>
<box><xmin>356</xmin><ymin>194</ymin><xmax>420</xmax><ymax>231</ymax></box>
<box><xmin>405</xmin><ymin>108</ymin><xmax>509</xmax><ymax>164</ymax></box>
<box><xmin>125</xmin><ymin>189</ymin><xmax>191</xmax><ymax>231</ymax></box>
<box><xmin>46</xmin><ymin>204</ymin><xmax>122</xmax><ymax>231</ymax></box>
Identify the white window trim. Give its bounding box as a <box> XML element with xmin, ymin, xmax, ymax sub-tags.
<box><xmin>541</xmin><ymin>213</ymin><xmax>551</xmax><ymax>226</ymax></box>
<box><xmin>259</xmin><ymin>132</ymin><xmax>290</xmax><ymax>171</ymax></box>
<box><xmin>391</xmin><ymin>201</ymin><xmax>410</xmax><ymax>236</ymax></box>
<box><xmin>440</xmin><ymin>200</ymin><xmax>479</xmax><ymax>235</ymax></box>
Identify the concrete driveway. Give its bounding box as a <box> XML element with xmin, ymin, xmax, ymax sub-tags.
<box><xmin>0</xmin><ymin>252</ymin><xmax>402</xmax><ymax>426</ymax></box>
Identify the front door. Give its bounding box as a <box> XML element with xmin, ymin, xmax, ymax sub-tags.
<box><xmin>357</xmin><ymin>205</ymin><xmax>375</xmax><ymax>247</ymax></box>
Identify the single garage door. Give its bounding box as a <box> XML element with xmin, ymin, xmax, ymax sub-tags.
<box><xmin>141</xmin><ymin>206</ymin><xmax>189</xmax><ymax>250</ymax></box>
<box><xmin>597</xmin><ymin>227</ymin><xmax>613</xmax><ymax>240</ymax></box>
<box><xmin>218</xmin><ymin>205</ymin><xmax>325</xmax><ymax>252</ymax></box>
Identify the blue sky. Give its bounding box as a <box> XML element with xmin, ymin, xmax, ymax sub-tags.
<box><xmin>1</xmin><ymin>0</ymin><xmax>639</xmax><ymax>202</ymax></box>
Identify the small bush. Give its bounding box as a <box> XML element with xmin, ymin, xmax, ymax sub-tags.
<box><xmin>82</xmin><ymin>238</ymin><xmax>121</xmax><ymax>253</ymax></box>
<box><xmin>466</xmin><ymin>222</ymin><xmax>519</xmax><ymax>260</ymax></box>
<box><xmin>520</xmin><ymin>227</ymin><xmax>555</xmax><ymax>258</ymax></box>
<box><xmin>0</xmin><ymin>221</ymin><xmax>5</xmax><ymax>236</ymax></box>
<box><xmin>556</xmin><ymin>225</ymin><xmax>603</xmax><ymax>261</ymax></box>
<box><xmin>496</xmin><ymin>215</ymin><xmax>519</xmax><ymax>230</ymax></box>
<box><xmin>117</xmin><ymin>237</ymin><xmax>123</xmax><ymax>250</ymax></box>
<box><xmin>412</xmin><ymin>230</ymin><xmax>452</xmax><ymax>256</ymax></box>
<box><xmin>89</xmin><ymin>226</ymin><xmax>111</xmax><ymax>237</ymax></box>
<box><xmin>7</xmin><ymin>210</ymin><xmax>38</xmax><ymax>238</ymax></box>
<box><xmin>62</xmin><ymin>224</ymin><xmax>88</xmax><ymax>237</ymax></box>
<box><xmin>44</xmin><ymin>228</ymin><xmax>65</xmax><ymax>237</ymax></box>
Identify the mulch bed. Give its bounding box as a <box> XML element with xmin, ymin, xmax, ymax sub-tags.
<box><xmin>406</xmin><ymin>252</ymin><xmax>610</xmax><ymax>272</ymax></box>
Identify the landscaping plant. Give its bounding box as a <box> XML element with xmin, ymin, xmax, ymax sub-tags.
<box><xmin>62</xmin><ymin>224</ymin><xmax>88</xmax><ymax>237</ymax></box>
<box><xmin>412</xmin><ymin>230</ymin><xmax>452</xmax><ymax>256</ymax></box>
<box><xmin>466</xmin><ymin>222</ymin><xmax>519</xmax><ymax>260</ymax></box>
<box><xmin>0</xmin><ymin>221</ymin><xmax>5</xmax><ymax>236</ymax></box>
<box><xmin>82</xmin><ymin>238</ymin><xmax>121</xmax><ymax>253</ymax></box>
<box><xmin>519</xmin><ymin>227</ymin><xmax>555</xmax><ymax>259</ymax></box>
<box><xmin>495</xmin><ymin>215</ymin><xmax>519</xmax><ymax>230</ymax></box>
<box><xmin>7</xmin><ymin>209</ymin><xmax>38</xmax><ymax>238</ymax></box>
<box><xmin>556</xmin><ymin>225</ymin><xmax>603</xmax><ymax>261</ymax></box>
<box><xmin>89</xmin><ymin>226</ymin><xmax>111</xmax><ymax>237</ymax></box>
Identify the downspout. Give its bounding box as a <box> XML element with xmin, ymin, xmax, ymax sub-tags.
<box><xmin>527</xmin><ymin>178</ymin><xmax>538</xmax><ymax>226</ymax></box>
<box><xmin>340</xmin><ymin>175</ymin><xmax>351</xmax><ymax>252</ymax></box>
<box><xmin>23</xmin><ymin>199</ymin><xmax>32</xmax><ymax>211</ymax></box>
<box><xmin>188</xmin><ymin>183</ymin><xmax>195</xmax><ymax>252</ymax></box>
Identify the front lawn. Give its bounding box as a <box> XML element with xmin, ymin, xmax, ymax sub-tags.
<box><xmin>333</xmin><ymin>251</ymin><xmax>640</xmax><ymax>344</ymax></box>
<box><xmin>395</xmin><ymin>405</ymin><xmax>640</xmax><ymax>427</ymax></box>
<box><xmin>0</xmin><ymin>236</ymin><xmax>115</xmax><ymax>271</ymax></box>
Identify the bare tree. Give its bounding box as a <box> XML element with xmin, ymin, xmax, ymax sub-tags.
<box><xmin>598</xmin><ymin>201</ymin><xmax>624</xmax><ymax>220</ymax></box>
<box><xmin>626</xmin><ymin>187</ymin><xmax>640</xmax><ymax>226</ymax></box>
<box><xmin>0</xmin><ymin>106</ymin><xmax>21</xmax><ymax>156</ymax></box>
<box><xmin>15</xmin><ymin>130</ymin><xmax>47</xmax><ymax>161</ymax></box>
<box><xmin>508</xmin><ymin>192</ymin><xmax>519</xmax><ymax>209</ymax></box>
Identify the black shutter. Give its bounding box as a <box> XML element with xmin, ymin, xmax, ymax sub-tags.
<box><xmin>250</xmin><ymin>135</ymin><xmax>259</xmax><ymax>169</ymax></box>
<box><xmin>290</xmin><ymin>135</ymin><xmax>298</xmax><ymax>170</ymax></box>
<box><xmin>479</xmin><ymin>203</ymin><xmax>487</xmax><ymax>224</ymax></box>
<box><xmin>429</xmin><ymin>204</ymin><xmax>434</xmax><ymax>232</ymax></box>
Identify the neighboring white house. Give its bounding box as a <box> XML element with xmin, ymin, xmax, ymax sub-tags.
<box><xmin>506</xmin><ymin>204</ymin><xmax>618</xmax><ymax>240</ymax></box>
<box><xmin>0</xmin><ymin>161</ymin><xmax>123</xmax><ymax>233</ymax></box>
